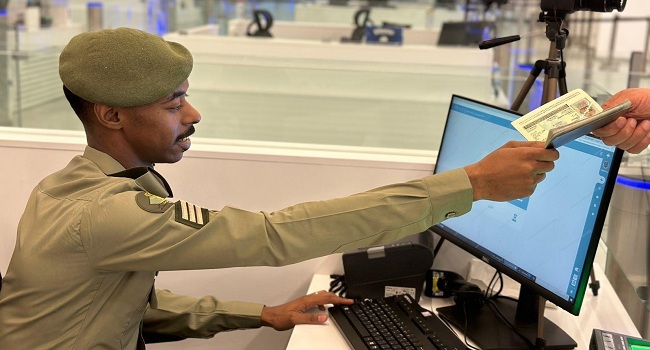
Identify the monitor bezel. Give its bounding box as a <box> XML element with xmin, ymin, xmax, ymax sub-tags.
<box><xmin>431</xmin><ymin>94</ymin><xmax>624</xmax><ymax>316</ymax></box>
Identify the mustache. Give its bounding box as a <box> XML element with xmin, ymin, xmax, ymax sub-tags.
<box><xmin>178</xmin><ymin>126</ymin><xmax>196</xmax><ymax>140</ymax></box>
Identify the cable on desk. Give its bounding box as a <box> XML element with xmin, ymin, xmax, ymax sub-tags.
<box><xmin>486</xmin><ymin>271</ymin><xmax>504</xmax><ymax>299</ymax></box>
<box><xmin>460</xmin><ymin>303</ymin><xmax>481</xmax><ymax>350</ymax></box>
<box><xmin>328</xmin><ymin>274</ymin><xmax>347</xmax><ymax>297</ymax></box>
<box><xmin>484</xmin><ymin>298</ymin><xmax>537</xmax><ymax>349</ymax></box>
<box><xmin>432</xmin><ymin>232</ymin><xmax>446</xmax><ymax>262</ymax></box>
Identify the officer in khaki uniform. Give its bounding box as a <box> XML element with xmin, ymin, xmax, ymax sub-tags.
<box><xmin>0</xmin><ymin>28</ymin><xmax>559</xmax><ymax>349</ymax></box>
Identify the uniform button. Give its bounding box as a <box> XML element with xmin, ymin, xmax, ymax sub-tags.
<box><xmin>445</xmin><ymin>211</ymin><xmax>457</xmax><ymax>219</ymax></box>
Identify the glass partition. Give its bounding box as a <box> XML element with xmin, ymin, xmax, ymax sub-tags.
<box><xmin>183</xmin><ymin>46</ymin><xmax>500</xmax><ymax>152</ymax></box>
<box><xmin>602</xmin><ymin>71</ymin><xmax>650</xmax><ymax>338</ymax></box>
<box><xmin>0</xmin><ymin>0</ymin><xmax>641</xmax><ymax>155</ymax></box>
<box><xmin>0</xmin><ymin>0</ymin><xmax>508</xmax><ymax>156</ymax></box>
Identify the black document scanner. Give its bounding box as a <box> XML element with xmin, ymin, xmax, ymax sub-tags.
<box><xmin>343</xmin><ymin>242</ymin><xmax>433</xmax><ymax>300</ymax></box>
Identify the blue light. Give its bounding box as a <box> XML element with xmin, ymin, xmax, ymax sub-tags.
<box><xmin>616</xmin><ymin>175</ymin><xmax>650</xmax><ymax>190</ymax></box>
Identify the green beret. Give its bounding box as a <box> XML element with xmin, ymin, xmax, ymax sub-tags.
<box><xmin>59</xmin><ymin>27</ymin><xmax>193</xmax><ymax>107</ymax></box>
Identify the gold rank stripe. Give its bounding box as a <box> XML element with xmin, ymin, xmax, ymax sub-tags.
<box><xmin>174</xmin><ymin>200</ymin><xmax>209</xmax><ymax>229</ymax></box>
<box><xmin>180</xmin><ymin>200</ymin><xmax>202</xmax><ymax>224</ymax></box>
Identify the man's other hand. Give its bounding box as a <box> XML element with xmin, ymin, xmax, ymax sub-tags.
<box><xmin>260</xmin><ymin>290</ymin><xmax>354</xmax><ymax>331</ymax></box>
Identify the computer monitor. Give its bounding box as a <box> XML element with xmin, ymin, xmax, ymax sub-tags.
<box><xmin>432</xmin><ymin>95</ymin><xmax>623</xmax><ymax>349</ymax></box>
<box><xmin>437</xmin><ymin>21</ymin><xmax>494</xmax><ymax>47</ymax></box>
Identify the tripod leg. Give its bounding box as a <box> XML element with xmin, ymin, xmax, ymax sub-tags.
<box><xmin>512</xmin><ymin>75</ymin><xmax>538</xmax><ymax>112</ymax></box>
<box><xmin>542</xmin><ymin>60</ymin><xmax>565</xmax><ymax>104</ymax></box>
<box><xmin>558</xmin><ymin>61</ymin><xmax>568</xmax><ymax>95</ymax></box>
<box><xmin>543</xmin><ymin>76</ymin><xmax>558</xmax><ymax>104</ymax></box>
<box><xmin>511</xmin><ymin>61</ymin><xmax>545</xmax><ymax>112</ymax></box>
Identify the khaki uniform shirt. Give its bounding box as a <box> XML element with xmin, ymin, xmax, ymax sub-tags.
<box><xmin>0</xmin><ymin>146</ymin><xmax>472</xmax><ymax>349</ymax></box>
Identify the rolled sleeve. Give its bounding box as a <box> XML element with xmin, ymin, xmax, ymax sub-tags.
<box><xmin>143</xmin><ymin>289</ymin><xmax>265</xmax><ymax>338</ymax></box>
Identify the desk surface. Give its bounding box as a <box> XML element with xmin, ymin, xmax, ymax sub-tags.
<box><xmin>287</xmin><ymin>264</ymin><xmax>640</xmax><ymax>349</ymax></box>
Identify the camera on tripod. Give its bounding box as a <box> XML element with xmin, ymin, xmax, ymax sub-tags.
<box><xmin>540</xmin><ymin>0</ymin><xmax>626</xmax><ymax>14</ymax></box>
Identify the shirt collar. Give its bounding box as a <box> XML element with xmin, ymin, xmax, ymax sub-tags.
<box><xmin>82</xmin><ymin>146</ymin><xmax>173</xmax><ymax>198</ymax></box>
<box><xmin>83</xmin><ymin>146</ymin><xmax>126</xmax><ymax>174</ymax></box>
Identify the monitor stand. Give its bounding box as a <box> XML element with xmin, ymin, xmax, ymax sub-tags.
<box><xmin>436</xmin><ymin>286</ymin><xmax>577</xmax><ymax>350</ymax></box>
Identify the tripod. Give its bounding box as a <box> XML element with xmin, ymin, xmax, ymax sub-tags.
<box><xmin>507</xmin><ymin>13</ymin><xmax>604</xmax><ymax>299</ymax></box>
<box><xmin>509</xmin><ymin>12</ymin><xmax>603</xmax><ymax>297</ymax></box>
<box><xmin>477</xmin><ymin>13</ymin><xmax>603</xmax><ymax>348</ymax></box>
<box><xmin>510</xmin><ymin>12</ymin><xmax>569</xmax><ymax>112</ymax></box>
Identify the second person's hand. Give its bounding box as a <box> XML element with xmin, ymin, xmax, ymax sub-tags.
<box><xmin>593</xmin><ymin>88</ymin><xmax>650</xmax><ymax>153</ymax></box>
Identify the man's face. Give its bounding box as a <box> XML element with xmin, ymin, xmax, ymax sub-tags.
<box><xmin>116</xmin><ymin>80</ymin><xmax>201</xmax><ymax>167</ymax></box>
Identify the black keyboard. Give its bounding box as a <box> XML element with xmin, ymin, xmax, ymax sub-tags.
<box><xmin>329</xmin><ymin>294</ymin><xmax>467</xmax><ymax>350</ymax></box>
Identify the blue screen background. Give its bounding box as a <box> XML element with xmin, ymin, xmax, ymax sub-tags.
<box><xmin>435</xmin><ymin>96</ymin><xmax>617</xmax><ymax>303</ymax></box>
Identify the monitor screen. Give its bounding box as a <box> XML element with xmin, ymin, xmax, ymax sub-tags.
<box><xmin>432</xmin><ymin>95</ymin><xmax>623</xmax><ymax>349</ymax></box>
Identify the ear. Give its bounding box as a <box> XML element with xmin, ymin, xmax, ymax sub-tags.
<box><xmin>93</xmin><ymin>104</ymin><xmax>123</xmax><ymax>130</ymax></box>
